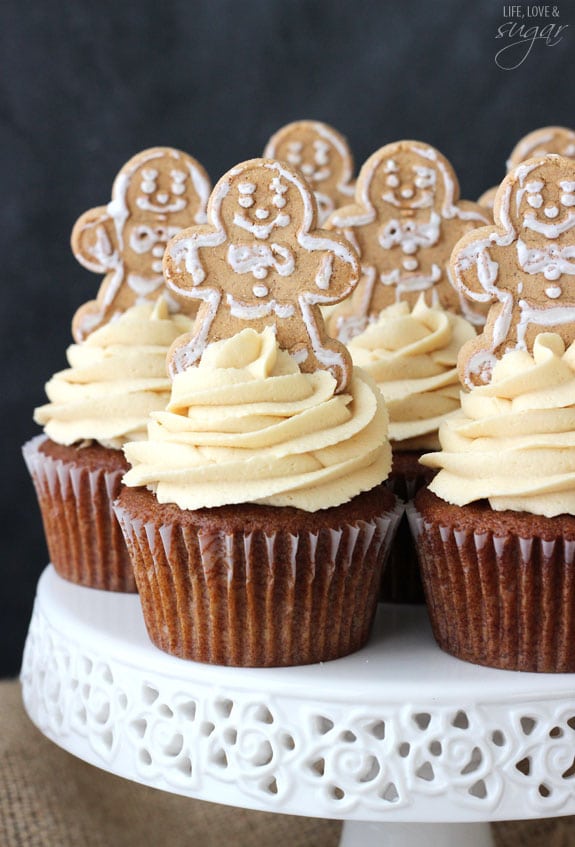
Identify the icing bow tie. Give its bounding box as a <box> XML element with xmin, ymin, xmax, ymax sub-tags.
<box><xmin>517</xmin><ymin>238</ymin><xmax>575</xmax><ymax>282</ymax></box>
<box><xmin>378</xmin><ymin>212</ymin><xmax>440</xmax><ymax>254</ymax></box>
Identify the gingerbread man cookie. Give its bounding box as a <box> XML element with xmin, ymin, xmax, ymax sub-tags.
<box><xmin>479</xmin><ymin>126</ymin><xmax>575</xmax><ymax>211</ymax></box>
<box><xmin>452</xmin><ymin>154</ymin><xmax>575</xmax><ymax>387</ymax></box>
<box><xmin>163</xmin><ymin>158</ymin><xmax>360</xmax><ymax>393</ymax></box>
<box><xmin>263</xmin><ymin>120</ymin><xmax>355</xmax><ymax>225</ymax></box>
<box><xmin>71</xmin><ymin>147</ymin><xmax>211</xmax><ymax>341</ymax></box>
<box><xmin>324</xmin><ymin>140</ymin><xmax>490</xmax><ymax>341</ymax></box>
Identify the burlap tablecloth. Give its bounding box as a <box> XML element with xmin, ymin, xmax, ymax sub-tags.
<box><xmin>1</xmin><ymin>680</ymin><xmax>574</xmax><ymax>846</ymax></box>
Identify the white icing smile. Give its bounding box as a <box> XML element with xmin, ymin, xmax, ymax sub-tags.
<box><xmin>522</xmin><ymin>210</ymin><xmax>575</xmax><ymax>239</ymax></box>
<box><xmin>136</xmin><ymin>196</ymin><xmax>188</xmax><ymax>214</ymax></box>
<box><xmin>233</xmin><ymin>210</ymin><xmax>291</xmax><ymax>240</ymax></box>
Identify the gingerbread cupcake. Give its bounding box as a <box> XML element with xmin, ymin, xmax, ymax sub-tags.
<box><xmin>323</xmin><ymin>141</ymin><xmax>488</xmax><ymax>601</ymax></box>
<box><xmin>413</xmin><ymin>154</ymin><xmax>575</xmax><ymax>672</ymax></box>
<box><xmin>348</xmin><ymin>296</ymin><xmax>475</xmax><ymax>601</ymax></box>
<box><xmin>24</xmin><ymin>147</ymin><xmax>210</xmax><ymax>591</ymax></box>
<box><xmin>114</xmin><ymin>158</ymin><xmax>401</xmax><ymax>666</ymax></box>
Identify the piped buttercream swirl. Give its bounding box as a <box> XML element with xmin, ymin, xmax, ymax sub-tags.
<box><xmin>122</xmin><ymin>326</ymin><xmax>391</xmax><ymax>511</ymax></box>
<box><xmin>34</xmin><ymin>298</ymin><xmax>191</xmax><ymax>449</ymax></box>
<box><xmin>422</xmin><ymin>333</ymin><xmax>575</xmax><ymax>517</ymax></box>
<box><xmin>347</xmin><ymin>297</ymin><xmax>476</xmax><ymax>449</ymax></box>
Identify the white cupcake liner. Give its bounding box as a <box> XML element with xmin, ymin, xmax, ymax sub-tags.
<box><xmin>23</xmin><ymin>434</ymin><xmax>136</xmax><ymax>592</ymax></box>
<box><xmin>406</xmin><ymin>501</ymin><xmax>575</xmax><ymax>672</ymax></box>
<box><xmin>114</xmin><ymin>497</ymin><xmax>403</xmax><ymax>667</ymax></box>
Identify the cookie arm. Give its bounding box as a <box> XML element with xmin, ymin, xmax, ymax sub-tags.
<box><xmin>450</xmin><ymin>226</ymin><xmax>500</xmax><ymax>306</ymax></box>
<box><xmin>71</xmin><ymin>206</ymin><xmax>119</xmax><ymax>274</ymax></box>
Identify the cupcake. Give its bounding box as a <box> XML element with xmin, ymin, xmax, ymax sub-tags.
<box><xmin>24</xmin><ymin>146</ymin><xmax>210</xmax><ymax>591</ymax></box>
<box><xmin>348</xmin><ymin>296</ymin><xmax>476</xmax><ymax>602</ymax></box>
<box><xmin>414</xmin><ymin>334</ymin><xmax>575</xmax><ymax>672</ymax></box>
<box><xmin>114</xmin><ymin>156</ymin><xmax>402</xmax><ymax>667</ymax></box>
<box><xmin>115</xmin><ymin>327</ymin><xmax>400</xmax><ymax>666</ymax></box>
<box><xmin>25</xmin><ymin>298</ymin><xmax>192</xmax><ymax>591</ymax></box>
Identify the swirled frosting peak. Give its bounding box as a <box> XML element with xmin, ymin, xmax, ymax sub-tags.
<box><xmin>422</xmin><ymin>333</ymin><xmax>575</xmax><ymax>517</ymax></box>
<box><xmin>347</xmin><ymin>296</ymin><xmax>476</xmax><ymax>449</ymax></box>
<box><xmin>123</xmin><ymin>326</ymin><xmax>391</xmax><ymax>510</ymax></box>
<box><xmin>34</xmin><ymin>298</ymin><xmax>192</xmax><ymax>449</ymax></box>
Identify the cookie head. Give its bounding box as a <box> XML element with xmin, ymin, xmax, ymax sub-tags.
<box><xmin>505</xmin><ymin>156</ymin><xmax>575</xmax><ymax>248</ymax></box>
<box><xmin>113</xmin><ymin>149</ymin><xmax>210</xmax><ymax>278</ymax></box>
<box><xmin>507</xmin><ymin>126</ymin><xmax>575</xmax><ymax>170</ymax></box>
<box><xmin>264</xmin><ymin>120</ymin><xmax>354</xmax><ymax>222</ymax></box>
<box><xmin>362</xmin><ymin>142</ymin><xmax>456</xmax><ymax>216</ymax></box>
<box><xmin>224</xmin><ymin>165</ymin><xmax>300</xmax><ymax>246</ymax></box>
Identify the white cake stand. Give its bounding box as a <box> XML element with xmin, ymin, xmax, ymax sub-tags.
<box><xmin>21</xmin><ymin>566</ymin><xmax>575</xmax><ymax>847</ymax></box>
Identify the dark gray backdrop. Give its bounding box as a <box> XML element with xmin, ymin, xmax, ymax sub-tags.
<box><xmin>2</xmin><ymin>0</ymin><xmax>573</xmax><ymax>675</ymax></box>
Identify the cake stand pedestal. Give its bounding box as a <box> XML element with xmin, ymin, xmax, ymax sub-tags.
<box><xmin>21</xmin><ymin>567</ymin><xmax>575</xmax><ymax>847</ymax></box>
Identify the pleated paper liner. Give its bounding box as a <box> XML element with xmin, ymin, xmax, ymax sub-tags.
<box><xmin>114</xmin><ymin>484</ymin><xmax>402</xmax><ymax>667</ymax></box>
<box><xmin>408</xmin><ymin>487</ymin><xmax>575</xmax><ymax>673</ymax></box>
<box><xmin>23</xmin><ymin>434</ymin><xmax>136</xmax><ymax>592</ymax></box>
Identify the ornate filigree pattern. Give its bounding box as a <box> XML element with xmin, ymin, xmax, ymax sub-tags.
<box><xmin>21</xmin><ymin>603</ymin><xmax>575</xmax><ymax>821</ymax></box>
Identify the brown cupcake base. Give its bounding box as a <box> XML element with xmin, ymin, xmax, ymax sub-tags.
<box><xmin>114</xmin><ymin>484</ymin><xmax>401</xmax><ymax>667</ymax></box>
<box><xmin>412</xmin><ymin>487</ymin><xmax>575</xmax><ymax>672</ymax></box>
<box><xmin>381</xmin><ymin>451</ymin><xmax>436</xmax><ymax>604</ymax></box>
<box><xmin>23</xmin><ymin>435</ymin><xmax>136</xmax><ymax>592</ymax></box>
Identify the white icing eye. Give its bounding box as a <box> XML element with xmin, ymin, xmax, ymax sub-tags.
<box><xmin>527</xmin><ymin>193</ymin><xmax>543</xmax><ymax>208</ymax></box>
<box><xmin>386</xmin><ymin>174</ymin><xmax>399</xmax><ymax>188</ymax></box>
<box><xmin>273</xmin><ymin>194</ymin><xmax>286</xmax><ymax>208</ymax></box>
<box><xmin>142</xmin><ymin>168</ymin><xmax>158</xmax><ymax>180</ymax></box>
<box><xmin>384</xmin><ymin>159</ymin><xmax>398</xmax><ymax>173</ymax></box>
<box><xmin>171</xmin><ymin>169</ymin><xmax>186</xmax><ymax>182</ymax></box>
<box><xmin>141</xmin><ymin>180</ymin><xmax>156</xmax><ymax>194</ymax></box>
<box><xmin>314</xmin><ymin>140</ymin><xmax>330</xmax><ymax>166</ymax></box>
<box><xmin>239</xmin><ymin>182</ymin><xmax>256</xmax><ymax>195</ymax></box>
<box><xmin>413</xmin><ymin>166</ymin><xmax>436</xmax><ymax>189</ymax></box>
<box><xmin>525</xmin><ymin>180</ymin><xmax>544</xmax><ymax>193</ymax></box>
<box><xmin>560</xmin><ymin>183</ymin><xmax>575</xmax><ymax>207</ymax></box>
<box><xmin>286</xmin><ymin>142</ymin><xmax>302</xmax><ymax>165</ymax></box>
<box><xmin>171</xmin><ymin>183</ymin><xmax>186</xmax><ymax>195</ymax></box>
<box><xmin>270</xmin><ymin>176</ymin><xmax>288</xmax><ymax>194</ymax></box>
<box><xmin>239</xmin><ymin>195</ymin><xmax>254</xmax><ymax>208</ymax></box>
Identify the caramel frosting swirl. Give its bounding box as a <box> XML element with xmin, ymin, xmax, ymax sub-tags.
<box><xmin>347</xmin><ymin>297</ymin><xmax>476</xmax><ymax>449</ymax></box>
<box><xmin>422</xmin><ymin>333</ymin><xmax>575</xmax><ymax>517</ymax></box>
<box><xmin>34</xmin><ymin>298</ymin><xmax>191</xmax><ymax>449</ymax></box>
<box><xmin>123</xmin><ymin>326</ymin><xmax>391</xmax><ymax>511</ymax></box>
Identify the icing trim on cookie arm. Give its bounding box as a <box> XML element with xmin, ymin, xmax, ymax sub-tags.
<box><xmin>71</xmin><ymin>207</ymin><xmax>121</xmax><ymax>274</ymax></box>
